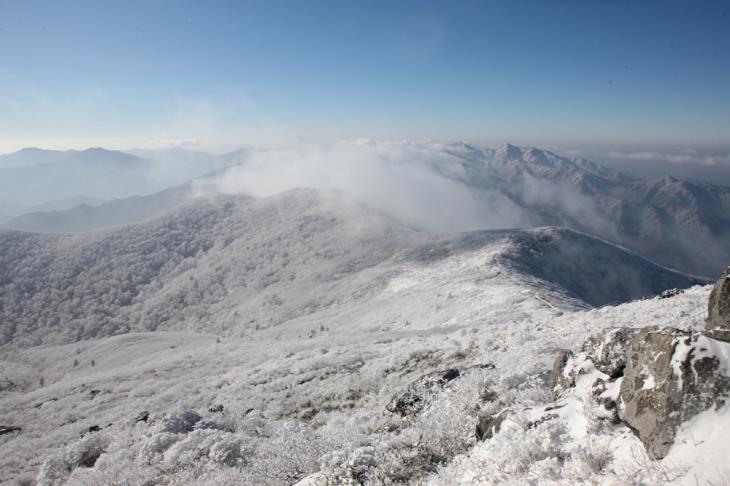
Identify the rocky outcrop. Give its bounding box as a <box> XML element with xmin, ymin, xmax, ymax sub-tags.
<box><xmin>0</xmin><ymin>425</ymin><xmax>21</xmax><ymax>435</ymax></box>
<box><xmin>550</xmin><ymin>327</ymin><xmax>639</xmax><ymax>400</ymax></box>
<box><xmin>620</xmin><ymin>326</ymin><xmax>730</xmax><ymax>459</ymax></box>
<box><xmin>707</xmin><ymin>266</ymin><xmax>730</xmax><ymax>341</ymax></box>
<box><xmin>581</xmin><ymin>327</ymin><xmax>640</xmax><ymax>379</ymax></box>
<box><xmin>135</xmin><ymin>411</ymin><xmax>149</xmax><ymax>423</ymax></box>
<box><xmin>550</xmin><ymin>350</ymin><xmax>575</xmax><ymax>400</ymax></box>
<box><xmin>659</xmin><ymin>288</ymin><xmax>683</xmax><ymax>299</ymax></box>
<box><xmin>293</xmin><ymin>473</ymin><xmax>330</xmax><ymax>486</ymax></box>
<box><xmin>386</xmin><ymin>368</ymin><xmax>461</xmax><ymax>416</ymax></box>
<box><xmin>548</xmin><ymin>318</ymin><xmax>730</xmax><ymax>460</ymax></box>
<box><xmin>475</xmin><ymin>411</ymin><xmax>507</xmax><ymax>441</ymax></box>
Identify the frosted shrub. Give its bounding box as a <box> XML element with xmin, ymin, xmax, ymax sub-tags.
<box><xmin>512</xmin><ymin>422</ymin><xmax>566</xmax><ymax>475</ymax></box>
<box><xmin>63</xmin><ymin>434</ymin><xmax>109</xmax><ymax>469</ymax></box>
<box><xmin>413</xmin><ymin>399</ymin><xmax>474</xmax><ymax>461</ymax></box>
<box><xmin>66</xmin><ymin>444</ymin><xmax>157</xmax><ymax>486</ymax></box>
<box><xmin>573</xmin><ymin>440</ymin><xmax>612</xmax><ymax>475</ymax></box>
<box><xmin>155</xmin><ymin>409</ymin><xmax>202</xmax><ymax>433</ymax></box>
<box><xmin>36</xmin><ymin>457</ymin><xmax>67</xmax><ymax>486</ymax></box>
<box><xmin>321</xmin><ymin>446</ymin><xmax>377</xmax><ymax>484</ymax></box>
<box><xmin>464</xmin><ymin>418</ymin><xmax>568</xmax><ymax>483</ymax></box>
<box><xmin>36</xmin><ymin>434</ymin><xmax>110</xmax><ymax>486</ymax></box>
<box><xmin>139</xmin><ymin>432</ymin><xmax>181</xmax><ymax>463</ymax></box>
<box><xmin>248</xmin><ymin>420</ymin><xmax>329</xmax><ymax>484</ymax></box>
<box><xmin>164</xmin><ymin>429</ymin><xmax>245</xmax><ymax>467</ymax></box>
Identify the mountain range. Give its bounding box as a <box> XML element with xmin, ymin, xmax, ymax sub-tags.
<box><xmin>0</xmin><ymin>151</ymin><xmax>726</xmax><ymax>484</ymax></box>
<box><xmin>0</xmin><ymin>188</ymin><xmax>704</xmax><ymax>348</ymax></box>
<box><xmin>1</xmin><ymin>142</ymin><xmax>728</xmax><ymax>278</ymax></box>
<box><xmin>0</xmin><ymin>147</ymin><xmax>241</xmax><ymax>208</ymax></box>
<box><xmin>343</xmin><ymin>142</ymin><xmax>730</xmax><ymax>277</ymax></box>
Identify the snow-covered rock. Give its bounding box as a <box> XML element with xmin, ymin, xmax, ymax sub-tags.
<box><xmin>580</xmin><ymin>327</ymin><xmax>640</xmax><ymax>379</ymax></box>
<box><xmin>707</xmin><ymin>265</ymin><xmax>730</xmax><ymax>341</ymax></box>
<box><xmin>385</xmin><ymin>368</ymin><xmax>460</xmax><ymax>416</ymax></box>
<box><xmin>620</xmin><ymin>327</ymin><xmax>730</xmax><ymax>459</ymax></box>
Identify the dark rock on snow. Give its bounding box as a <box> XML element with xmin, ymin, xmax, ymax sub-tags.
<box><xmin>659</xmin><ymin>288</ymin><xmax>684</xmax><ymax>299</ymax></box>
<box><xmin>0</xmin><ymin>425</ymin><xmax>21</xmax><ymax>435</ymax></box>
<box><xmin>475</xmin><ymin>411</ymin><xmax>507</xmax><ymax>441</ymax></box>
<box><xmin>80</xmin><ymin>425</ymin><xmax>101</xmax><ymax>437</ymax></box>
<box><xmin>386</xmin><ymin>368</ymin><xmax>461</xmax><ymax>416</ymax></box>
<box><xmin>134</xmin><ymin>411</ymin><xmax>149</xmax><ymax>423</ymax></box>
<box><xmin>707</xmin><ymin>266</ymin><xmax>730</xmax><ymax>342</ymax></box>
<box><xmin>581</xmin><ymin>327</ymin><xmax>640</xmax><ymax>379</ymax></box>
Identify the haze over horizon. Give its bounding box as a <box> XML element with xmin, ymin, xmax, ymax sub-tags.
<box><xmin>1</xmin><ymin>0</ymin><xmax>729</xmax><ymax>164</ymax></box>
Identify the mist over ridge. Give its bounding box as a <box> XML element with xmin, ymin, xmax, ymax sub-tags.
<box><xmin>195</xmin><ymin>140</ymin><xmax>730</xmax><ymax>277</ymax></box>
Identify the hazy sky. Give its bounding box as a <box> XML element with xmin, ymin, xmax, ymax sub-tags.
<box><xmin>1</xmin><ymin>0</ymin><xmax>729</xmax><ymax>152</ymax></box>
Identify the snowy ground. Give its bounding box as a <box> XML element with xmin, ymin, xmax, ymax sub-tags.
<box><xmin>0</xmin><ymin>190</ymin><xmax>720</xmax><ymax>485</ymax></box>
<box><xmin>425</xmin><ymin>286</ymin><xmax>730</xmax><ymax>486</ymax></box>
<box><xmin>0</xmin><ymin>272</ymin><xmax>715</xmax><ymax>484</ymax></box>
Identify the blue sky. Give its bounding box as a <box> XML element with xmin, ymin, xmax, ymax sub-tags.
<box><xmin>0</xmin><ymin>0</ymin><xmax>728</xmax><ymax>152</ymax></box>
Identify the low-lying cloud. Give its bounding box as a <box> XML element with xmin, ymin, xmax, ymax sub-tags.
<box><xmin>201</xmin><ymin>140</ymin><xmax>528</xmax><ymax>232</ymax></box>
<box><xmin>602</xmin><ymin>148</ymin><xmax>730</xmax><ymax>167</ymax></box>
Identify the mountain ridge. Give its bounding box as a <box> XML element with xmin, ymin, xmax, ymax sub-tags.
<box><xmin>0</xmin><ymin>188</ymin><xmax>703</xmax><ymax>348</ymax></box>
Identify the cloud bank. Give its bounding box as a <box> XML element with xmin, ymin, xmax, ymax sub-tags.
<box><xmin>201</xmin><ymin>140</ymin><xmax>528</xmax><ymax>232</ymax></box>
<box><xmin>603</xmin><ymin>148</ymin><xmax>730</xmax><ymax>167</ymax></box>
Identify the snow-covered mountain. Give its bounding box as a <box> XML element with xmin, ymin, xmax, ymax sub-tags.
<box><xmin>3</xmin><ymin>142</ymin><xmax>727</xmax><ymax>277</ymax></box>
<box><xmin>1</xmin><ymin>146</ymin><xmax>728</xmax><ymax>484</ymax></box>
<box><xmin>420</xmin><ymin>142</ymin><xmax>730</xmax><ymax>278</ymax></box>
<box><xmin>0</xmin><ymin>188</ymin><xmax>719</xmax><ymax>485</ymax></box>
<box><xmin>207</xmin><ymin>141</ymin><xmax>729</xmax><ymax>277</ymax></box>
<box><xmin>0</xmin><ymin>188</ymin><xmax>702</xmax><ymax>348</ymax></box>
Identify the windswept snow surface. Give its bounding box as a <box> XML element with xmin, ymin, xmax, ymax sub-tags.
<box><xmin>426</xmin><ymin>294</ymin><xmax>730</xmax><ymax>486</ymax></box>
<box><xmin>0</xmin><ymin>189</ymin><xmax>716</xmax><ymax>485</ymax></box>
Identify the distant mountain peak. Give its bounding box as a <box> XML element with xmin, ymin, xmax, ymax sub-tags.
<box><xmin>495</xmin><ymin>143</ymin><xmax>524</xmax><ymax>160</ymax></box>
<box><xmin>16</xmin><ymin>147</ymin><xmax>49</xmax><ymax>153</ymax></box>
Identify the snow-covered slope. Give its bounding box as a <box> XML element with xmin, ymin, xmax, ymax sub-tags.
<box><xmin>0</xmin><ymin>189</ymin><xmax>716</xmax><ymax>485</ymax></box>
<box><xmin>0</xmin><ymin>279</ymin><xmax>716</xmax><ymax>484</ymax></box>
<box><xmin>0</xmin><ymin>189</ymin><xmax>701</xmax><ymax>348</ymax></box>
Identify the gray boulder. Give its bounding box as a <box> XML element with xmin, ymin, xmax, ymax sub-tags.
<box><xmin>550</xmin><ymin>328</ymin><xmax>639</xmax><ymax>401</ymax></box>
<box><xmin>550</xmin><ymin>350</ymin><xmax>574</xmax><ymax>399</ymax></box>
<box><xmin>475</xmin><ymin>410</ymin><xmax>507</xmax><ymax>441</ymax></box>
<box><xmin>707</xmin><ymin>266</ymin><xmax>730</xmax><ymax>341</ymax></box>
<box><xmin>619</xmin><ymin>326</ymin><xmax>730</xmax><ymax>459</ymax></box>
<box><xmin>581</xmin><ymin>327</ymin><xmax>640</xmax><ymax>378</ymax></box>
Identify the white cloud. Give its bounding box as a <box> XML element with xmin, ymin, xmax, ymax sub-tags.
<box><xmin>143</xmin><ymin>136</ymin><xmax>207</xmax><ymax>149</ymax></box>
<box><xmin>603</xmin><ymin>149</ymin><xmax>730</xmax><ymax>166</ymax></box>
<box><xmin>202</xmin><ymin>140</ymin><xmax>527</xmax><ymax>232</ymax></box>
